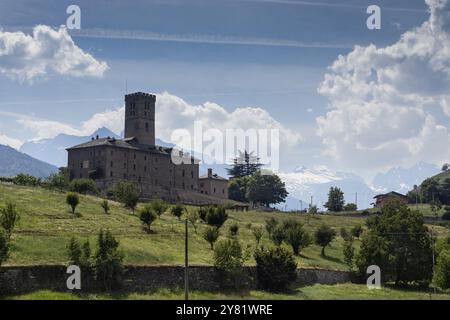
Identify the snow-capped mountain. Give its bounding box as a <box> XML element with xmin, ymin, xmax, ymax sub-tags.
<box><xmin>371</xmin><ymin>162</ymin><xmax>440</xmax><ymax>194</ymax></box>
<box><xmin>20</xmin><ymin>127</ymin><xmax>120</xmax><ymax>168</ymax></box>
<box><xmin>277</xmin><ymin>166</ymin><xmax>376</xmax><ymax>210</ymax></box>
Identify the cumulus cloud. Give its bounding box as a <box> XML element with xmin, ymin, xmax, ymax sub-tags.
<box><xmin>316</xmin><ymin>0</ymin><xmax>450</xmax><ymax>170</ymax></box>
<box><xmin>0</xmin><ymin>25</ymin><xmax>108</xmax><ymax>82</ymax></box>
<box><xmin>15</xmin><ymin>91</ymin><xmax>301</xmax><ymax>145</ymax></box>
<box><xmin>0</xmin><ymin>133</ymin><xmax>22</xmax><ymax>149</ymax></box>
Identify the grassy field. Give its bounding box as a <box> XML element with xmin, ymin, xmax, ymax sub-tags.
<box><xmin>1</xmin><ymin>184</ymin><xmax>449</xmax><ymax>270</ymax></box>
<box><xmin>5</xmin><ymin>284</ymin><xmax>450</xmax><ymax>300</ymax></box>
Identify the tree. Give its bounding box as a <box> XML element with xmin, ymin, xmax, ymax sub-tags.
<box><xmin>114</xmin><ymin>181</ymin><xmax>139</xmax><ymax>213</ymax></box>
<box><xmin>284</xmin><ymin>222</ymin><xmax>311</xmax><ymax>255</ymax></box>
<box><xmin>67</xmin><ymin>236</ymin><xmax>82</xmax><ymax>266</ymax></box>
<box><xmin>0</xmin><ymin>230</ymin><xmax>9</xmax><ymax>267</ymax></box>
<box><xmin>81</xmin><ymin>240</ymin><xmax>92</xmax><ymax>268</ymax></box>
<box><xmin>47</xmin><ymin>167</ymin><xmax>70</xmax><ymax>192</ymax></box>
<box><xmin>343</xmin><ymin>236</ymin><xmax>355</xmax><ymax>269</ymax></box>
<box><xmin>203</xmin><ymin>226</ymin><xmax>220</xmax><ymax>249</ymax></box>
<box><xmin>139</xmin><ymin>205</ymin><xmax>158</xmax><ymax>232</ymax></box>
<box><xmin>442</xmin><ymin>163</ymin><xmax>450</xmax><ymax>172</ymax></box>
<box><xmin>205</xmin><ymin>206</ymin><xmax>228</xmax><ymax>228</ymax></box>
<box><xmin>355</xmin><ymin>201</ymin><xmax>433</xmax><ymax>286</ymax></box>
<box><xmin>213</xmin><ymin>239</ymin><xmax>247</xmax><ymax>289</ymax></box>
<box><xmin>229</xmin><ymin>223</ymin><xmax>239</xmax><ymax>236</ymax></box>
<box><xmin>433</xmin><ymin>249</ymin><xmax>450</xmax><ymax>289</ymax></box>
<box><xmin>227</xmin><ymin>150</ymin><xmax>263</xmax><ymax>178</ymax></box>
<box><xmin>0</xmin><ymin>202</ymin><xmax>20</xmax><ymax>240</ymax></box>
<box><xmin>340</xmin><ymin>227</ymin><xmax>349</xmax><ymax>240</ymax></box>
<box><xmin>254</xmin><ymin>246</ymin><xmax>297</xmax><ymax>292</ymax></box>
<box><xmin>171</xmin><ymin>205</ymin><xmax>184</xmax><ymax>220</ymax></box>
<box><xmin>187</xmin><ymin>210</ymin><xmax>199</xmax><ymax>233</ymax></box>
<box><xmin>344</xmin><ymin>203</ymin><xmax>357</xmax><ymax>211</ymax></box>
<box><xmin>314</xmin><ymin>224</ymin><xmax>336</xmax><ymax>256</ymax></box>
<box><xmin>149</xmin><ymin>199</ymin><xmax>169</xmax><ymax>217</ymax></box>
<box><xmin>228</xmin><ymin>176</ymin><xmax>250</xmax><ymax>202</ymax></box>
<box><xmin>94</xmin><ymin>229</ymin><xmax>124</xmax><ymax>290</ymax></box>
<box><xmin>265</xmin><ymin>218</ymin><xmax>278</xmax><ymax>236</ymax></box>
<box><xmin>101</xmin><ymin>199</ymin><xmax>110</xmax><ymax>214</ymax></box>
<box><xmin>324</xmin><ymin>187</ymin><xmax>345</xmax><ymax>212</ymax></box>
<box><xmin>308</xmin><ymin>205</ymin><xmax>319</xmax><ymax>215</ymax></box>
<box><xmin>350</xmin><ymin>225</ymin><xmax>363</xmax><ymax>238</ymax></box>
<box><xmin>246</xmin><ymin>172</ymin><xmax>288</xmax><ymax>207</ymax></box>
<box><xmin>251</xmin><ymin>225</ymin><xmax>264</xmax><ymax>247</ymax></box>
<box><xmin>430</xmin><ymin>199</ymin><xmax>442</xmax><ymax>218</ymax></box>
<box><xmin>419</xmin><ymin>178</ymin><xmax>439</xmax><ymax>204</ymax></box>
<box><xmin>66</xmin><ymin>193</ymin><xmax>79</xmax><ymax>215</ymax></box>
<box><xmin>269</xmin><ymin>225</ymin><xmax>285</xmax><ymax>246</ymax></box>
<box><xmin>69</xmin><ymin>178</ymin><xmax>99</xmax><ymax>195</ymax></box>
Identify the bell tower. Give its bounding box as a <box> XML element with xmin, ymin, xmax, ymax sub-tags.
<box><xmin>124</xmin><ymin>92</ymin><xmax>156</xmax><ymax>146</ymax></box>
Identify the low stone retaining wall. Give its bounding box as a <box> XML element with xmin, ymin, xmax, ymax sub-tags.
<box><xmin>0</xmin><ymin>265</ymin><xmax>354</xmax><ymax>295</ymax></box>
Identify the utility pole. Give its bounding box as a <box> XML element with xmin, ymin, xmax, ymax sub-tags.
<box><xmin>184</xmin><ymin>219</ymin><xmax>189</xmax><ymax>301</ymax></box>
<box><xmin>310</xmin><ymin>196</ymin><xmax>313</xmax><ymax>208</ymax></box>
<box><xmin>355</xmin><ymin>192</ymin><xmax>358</xmax><ymax>208</ymax></box>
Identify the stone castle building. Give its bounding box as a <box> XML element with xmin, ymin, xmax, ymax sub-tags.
<box><xmin>67</xmin><ymin>92</ymin><xmax>214</xmax><ymax>202</ymax></box>
<box><xmin>199</xmin><ymin>168</ymin><xmax>229</xmax><ymax>199</ymax></box>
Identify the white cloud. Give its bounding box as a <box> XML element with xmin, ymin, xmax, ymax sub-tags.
<box><xmin>0</xmin><ymin>25</ymin><xmax>108</xmax><ymax>82</ymax></box>
<box><xmin>0</xmin><ymin>133</ymin><xmax>22</xmax><ymax>149</ymax></box>
<box><xmin>316</xmin><ymin>0</ymin><xmax>450</xmax><ymax>170</ymax></box>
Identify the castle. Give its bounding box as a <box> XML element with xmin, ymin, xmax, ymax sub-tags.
<box><xmin>67</xmin><ymin>92</ymin><xmax>228</xmax><ymax>203</ymax></box>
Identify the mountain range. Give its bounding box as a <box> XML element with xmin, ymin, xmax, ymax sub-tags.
<box><xmin>3</xmin><ymin>127</ymin><xmax>440</xmax><ymax>210</ymax></box>
<box><xmin>0</xmin><ymin>144</ymin><xmax>57</xmax><ymax>178</ymax></box>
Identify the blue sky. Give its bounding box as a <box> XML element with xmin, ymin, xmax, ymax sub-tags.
<box><xmin>2</xmin><ymin>0</ymin><xmax>449</xmax><ymax>180</ymax></box>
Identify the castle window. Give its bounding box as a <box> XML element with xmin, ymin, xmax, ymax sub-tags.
<box><xmin>133</xmin><ymin>164</ymin><xmax>136</xmax><ymax>171</ymax></box>
<box><xmin>182</xmin><ymin>182</ymin><xmax>185</xmax><ymax>189</ymax></box>
<box><xmin>144</xmin><ymin>166</ymin><xmax>147</xmax><ymax>172</ymax></box>
<box><xmin>214</xmin><ymin>187</ymin><xmax>216</xmax><ymax>193</ymax></box>
<box><xmin>134</xmin><ymin>154</ymin><xmax>136</xmax><ymax>159</ymax></box>
<box><xmin>110</xmin><ymin>161</ymin><xmax>113</xmax><ymax>168</ymax></box>
<box><xmin>110</xmin><ymin>171</ymin><xmax>113</xmax><ymax>177</ymax></box>
<box><xmin>123</xmin><ymin>173</ymin><xmax>127</xmax><ymax>178</ymax></box>
<box><xmin>124</xmin><ymin>163</ymin><xmax>126</xmax><ymax>169</ymax></box>
<box><xmin>223</xmin><ymin>189</ymin><xmax>225</xmax><ymax>194</ymax></box>
<box><xmin>144</xmin><ymin>156</ymin><xmax>147</xmax><ymax>161</ymax></box>
<box><xmin>145</xmin><ymin>122</ymin><xmax>149</xmax><ymax>132</ymax></box>
<box><xmin>191</xmin><ymin>185</ymin><xmax>194</xmax><ymax>190</ymax></box>
<box><xmin>111</xmin><ymin>151</ymin><xmax>114</xmax><ymax>156</ymax></box>
<box><xmin>191</xmin><ymin>171</ymin><xmax>194</xmax><ymax>178</ymax></box>
<box><xmin>182</xmin><ymin>169</ymin><xmax>185</xmax><ymax>177</ymax></box>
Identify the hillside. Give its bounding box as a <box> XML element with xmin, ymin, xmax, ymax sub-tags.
<box><xmin>0</xmin><ymin>145</ymin><xmax>57</xmax><ymax>178</ymax></box>
<box><xmin>1</xmin><ymin>183</ymin><xmax>448</xmax><ymax>270</ymax></box>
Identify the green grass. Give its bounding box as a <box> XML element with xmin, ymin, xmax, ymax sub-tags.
<box><xmin>1</xmin><ymin>184</ymin><xmax>449</xmax><ymax>270</ymax></box>
<box><xmin>5</xmin><ymin>284</ymin><xmax>450</xmax><ymax>300</ymax></box>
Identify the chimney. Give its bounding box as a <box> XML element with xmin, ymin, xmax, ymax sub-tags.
<box><xmin>96</xmin><ymin>135</ymin><xmax>99</xmax><ymax>140</ymax></box>
<box><xmin>208</xmin><ymin>168</ymin><xmax>213</xmax><ymax>178</ymax></box>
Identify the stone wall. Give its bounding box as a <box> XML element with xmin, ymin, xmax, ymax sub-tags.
<box><xmin>0</xmin><ymin>265</ymin><xmax>354</xmax><ymax>296</ymax></box>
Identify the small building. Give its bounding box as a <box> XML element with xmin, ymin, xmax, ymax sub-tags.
<box><xmin>199</xmin><ymin>168</ymin><xmax>229</xmax><ymax>199</ymax></box>
<box><xmin>373</xmin><ymin>191</ymin><xmax>408</xmax><ymax>208</ymax></box>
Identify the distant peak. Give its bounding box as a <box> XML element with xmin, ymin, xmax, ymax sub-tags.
<box><xmin>91</xmin><ymin>127</ymin><xmax>119</xmax><ymax>138</ymax></box>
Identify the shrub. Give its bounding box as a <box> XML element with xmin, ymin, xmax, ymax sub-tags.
<box><xmin>114</xmin><ymin>181</ymin><xmax>139</xmax><ymax>213</ymax></box>
<box><xmin>343</xmin><ymin>236</ymin><xmax>355</xmax><ymax>269</ymax></box>
<box><xmin>344</xmin><ymin>203</ymin><xmax>357</xmax><ymax>211</ymax></box>
<box><xmin>0</xmin><ymin>230</ymin><xmax>9</xmax><ymax>267</ymax></box>
<box><xmin>66</xmin><ymin>193</ymin><xmax>79</xmax><ymax>215</ymax></box>
<box><xmin>94</xmin><ymin>229</ymin><xmax>124</xmax><ymax>290</ymax></box>
<box><xmin>12</xmin><ymin>174</ymin><xmax>41</xmax><ymax>186</ymax></box>
<box><xmin>251</xmin><ymin>225</ymin><xmax>264</xmax><ymax>246</ymax></box>
<box><xmin>314</xmin><ymin>224</ymin><xmax>336</xmax><ymax>256</ymax></box>
<box><xmin>229</xmin><ymin>223</ymin><xmax>239</xmax><ymax>236</ymax></box>
<box><xmin>265</xmin><ymin>218</ymin><xmax>278</xmax><ymax>236</ymax></box>
<box><xmin>205</xmin><ymin>206</ymin><xmax>228</xmax><ymax>228</ymax></box>
<box><xmin>171</xmin><ymin>204</ymin><xmax>185</xmax><ymax>220</ymax></box>
<box><xmin>213</xmin><ymin>239</ymin><xmax>247</xmax><ymax>289</ymax></box>
<box><xmin>81</xmin><ymin>240</ymin><xmax>92</xmax><ymax>268</ymax></box>
<box><xmin>270</xmin><ymin>225</ymin><xmax>285</xmax><ymax>246</ymax></box>
<box><xmin>254</xmin><ymin>246</ymin><xmax>297</xmax><ymax>292</ymax></box>
<box><xmin>101</xmin><ymin>199</ymin><xmax>110</xmax><ymax>214</ymax></box>
<box><xmin>308</xmin><ymin>205</ymin><xmax>319</xmax><ymax>215</ymax></box>
<box><xmin>139</xmin><ymin>205</ymin><xmax>158</xmax><ymax>232</ymax></box>
<box><xmin>47</xmin><ymin>168</ymin><xmax>70</xmax><ymax>192</ymax></box>
<box><xmin>198</xmin><ymin>207</ymin><xmax>209</xmax><ymax>222</ymax></box>
<box><xmin>433</xmin><ymin>249</ymin><xmax>450</xmax><ymax>289</ymax></box>
<box><xmin>0</xmin><ymin>202</ymin><xmax>20</xmax><ymax>240</ymax></box>
<box><xmin>351</xmin><ymin>225</ymin><xmax>363</xmax><ymax>238</ymax></box>
<box><xmin>69</xmin><ymin>179</ymin><xmax>99</xmax><ymax>195</ymax></box>
<box><xmin>67</xmin><ymin>236</ymin><xmax>82</xmax><ymax>266</ymax></box>
<box><xmin>149</xmin><ymin>199</ymin><xmax>169</xmax><ymax>217</ymax></box>
<box><xmin>203</xmin><ymin>226</ymin><xmax>220</xmax><ymax>250</ymax></box>
<box><xmin>442</xmin><ymin>209</ymin><xmax>450</xmax><ymax>221</ymax></box>
<box><xmin>284</xmin><ymin>222</ymin><xmax>311</xmax><ymax>255</ymax></box>
<box><xmin>340</xmin><ymin>227</ymin><xmax>349</xmax><ymax>239</ymax></box>
<box><xmin>187</xmin><ymin>210</ymin><xmax>199</xmax><ymax>233</ymax></box>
